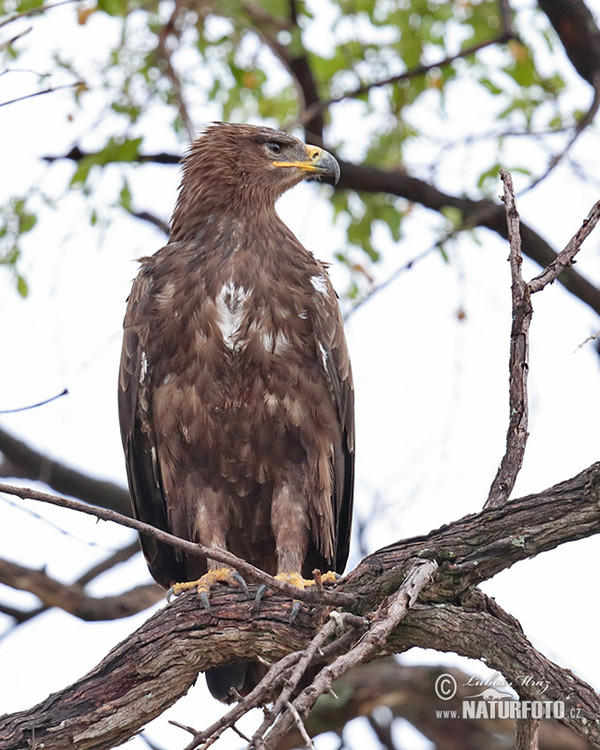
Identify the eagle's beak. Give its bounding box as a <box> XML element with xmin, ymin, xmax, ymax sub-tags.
<box><xmin>273</xmin><ymin>145</ymin><xmax>341</xmax><ymax>185</ymax></box>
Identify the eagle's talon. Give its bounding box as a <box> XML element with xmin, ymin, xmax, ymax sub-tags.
<box><xmin>166</xmin><ymin>586</ymin><xmax>177</xmax><ymax>604</ymax></box>
<box><xmin>232</xmin><ymin>571</ymin><xmax>249</xmax><ymax>597</ymax></box>
<box><xmin>289</xmin><ymin>600</ymin><xmax>302</xmax><ymax>623</ymax></box>
<box><xmin>254</xmin><ymin>583</ymin><xmax>268</xmax><ymax>607</ymax></box>
<box><xmin>200</xmin><ymin>590</ymin><xmax>211</xmax><ymax>611</ymax></box>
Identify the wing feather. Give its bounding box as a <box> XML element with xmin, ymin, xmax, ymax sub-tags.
<box><xmin>118</xmin><ymin>268</ymin><xmax>182</xmax><ymax>588</ymax></box>
<box><xmin>308</xmin><ymin>266</ymin><xmax>355</xmax><ymax>573</ymax></box>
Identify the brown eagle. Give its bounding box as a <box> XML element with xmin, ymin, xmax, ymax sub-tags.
<box><xmin>118</xmin><ymin>122</ymin><xmax>354</xmax><ymax>701</ymax></box>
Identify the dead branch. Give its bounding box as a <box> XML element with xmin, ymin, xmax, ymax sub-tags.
<box><xmin>0</xmin><ymin>558</ymin><xmax>599</xmax><ymax>749</ymax></box>
<box><xmin>486</xmin><ymin>169</ymin><xmax>532</xmax><ymax>508</ymax></box>
<box><xmin>0</xmin><ymin>481</ymin><xmax>353</xmax><ymax>609</ymax></box>
<box><xmin>486</xmin><ymin>186</ymin><xmax>600</xmax><ymax>510</ymax></box>
<box><xmin>528</xmin><ymin>198</ymin><xmax>600</xmax><ymax>294</ymax></box>
<box><xmin>249</xmin><ymin>560</ymin><xmax>438</xmax><ymax>750</ymax></box>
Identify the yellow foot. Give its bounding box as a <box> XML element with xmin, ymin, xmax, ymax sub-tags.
<box><xmin>255</xmin><ymin>570</ymin><xmax>340</xmax><ymax>622</ymax></box>
<box><xmin>167</xmin><ymin>567</ymin><xmax>248</xmax><ymax>610</ymax></box>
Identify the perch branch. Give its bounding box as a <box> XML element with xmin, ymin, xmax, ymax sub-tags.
<box><xmin>1</xmin><ymin>561</ymin><xmax>599</xmax><ymax>749</ymax></box>
<box><xmin>486</xmin><ymin>169</ymin><xmax>531</xmax><ymax>508</ymax></box>
<box><xmin>0</xmin><ymin>482</ymin><xmax>353</xmax><ymax>608</ymax></box>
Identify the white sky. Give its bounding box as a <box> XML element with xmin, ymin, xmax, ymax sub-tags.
<box><xmin>1</xmin><ymin>2</ymin><xmax>599</xmax><ymax>749</ymax></box>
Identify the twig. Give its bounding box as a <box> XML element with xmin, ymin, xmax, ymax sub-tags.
<box><xmin>0</xmin><ymin>388</ymin><xmax>68</xmax><ymax>414</ymax></box>
<box><xmin>284</xmin><ymin>702</ymin><xmax>314</xmax><ymax>750</ymax></box>
<box><xmin>247</xmin><ymin>613</ymin><xmax>354</xmax><ymax>745</ymax></box>
<box><xmin>528</xmin><ymin>197</ymin><xmax>600</xmax><ymax>294</ymax></box>
<box><xmin>256</xmin><ymin>559</ymin><xmax>438</xmax><ymax>750</ymax></box>
<box><xmin>184</xmin><ymin>612</ymin><xmax>367</xmax><ymax>750</ymax></box>
<box><xmin>522</xmin><ymin>72</ymin><xmax>600</xmax><ymax>194</ymax></box>
<box><xmin>0</xmin><ymin>482</ymin><xmax>354</xmax><ymax>608</ymax></box>
<box><xmin>0</xmin><ymin>82</ymin><xmax>84</xmax><ymax>108</ymax></box>
<box><xmin>181</xmin><ymin>652</ymin><xmax>303</xmax><ymax>750</ymax></box>
<box><xmin>291</xmin><ymin>31</ymin><xmax>514</xmax><ymax>128</ymax></box>
<box><xmin>155</xmin><ymin>0</ymin><xmax>194</xmax><ymax>139</ymax></box>
<box><xmin>0</xmin><ymin>0</ymin><xmax>77</xmax><ymax>30</ymax></box>
<box><xmin>485</xmin><ymin>169</ymin><xmax>531</xmax><ymax>508</ymax></box>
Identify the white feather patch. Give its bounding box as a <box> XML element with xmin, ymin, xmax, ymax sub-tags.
<box><xmin>215</xmin><ymin>281</ymin><xmax>250</xmax><ymax>349</ymax></box>
<box><xmin>310</xmin><ymin>274</ymin><xmax>329</xmax><ymax>296</ymax></box>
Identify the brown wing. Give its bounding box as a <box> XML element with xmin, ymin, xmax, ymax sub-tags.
<box><xmin>308</xmin><ymin>265</ymin><xmax>355</xmax><ymax>574</ymax></box>
<box><xmin>118</xmin><ymin>260</ymin><xmax>183</xmax><ymax>588</ymax></box>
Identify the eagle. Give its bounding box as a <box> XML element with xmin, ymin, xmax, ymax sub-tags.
<box><xmin>118</xmin><ymin>122</ymin><xmax>354</xmax><ymax>701</ymax></box>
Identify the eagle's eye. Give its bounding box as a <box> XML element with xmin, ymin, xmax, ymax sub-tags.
<box><xmin>266</xmin><ymin>141</ymin><xmax>283</xmax><ymax>155</ymax></box>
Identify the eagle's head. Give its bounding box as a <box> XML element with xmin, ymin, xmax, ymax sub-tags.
<box><xmin>171</xmin><ymin>123</ymin><xmax>339</xmax><ymax>236</ymax></box>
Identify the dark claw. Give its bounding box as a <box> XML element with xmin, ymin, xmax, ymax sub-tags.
<box><xmin>232</xmin><ymin>571</ymin><xmax>249</xmax><ymax>597</ymax></box>
<box><xmin>289</xmin><ymin>600</ymin><xmax>301</xmax><ymax>624</ymax></box>
<box><xmin>200</xmin><ymin>590</ymin><xmax>211</xmax><ymax>612</ymax></box>
<box><xmin>254</xmin><ymin>584</ymin><xmax>267</xmax><ymax>607</ymax></box>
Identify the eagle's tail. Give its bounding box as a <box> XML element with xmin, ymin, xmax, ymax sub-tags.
<box><xmin>205</xmin><ymin>662</ymin><xmax>268</xmax><ymax>703</ymax></box>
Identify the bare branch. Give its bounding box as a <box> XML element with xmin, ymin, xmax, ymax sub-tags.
<box><xmin>255</xmin><ymin>560</ymin><xmax>438</xmax><ymax>750</ymax></box>
<box><xmin>0</xmin><ymin>388</ymin><xmax>68</xmax><ymax>414</ymax></box>
<box><xmin>486</xmin><ymin>170</ymin><xmax>532</xmax><ymax>508</ymax></box>
<box><xmin>0</xmin><ymin>82</ymin><xmax>84</xmax><ymax>108</ymax></box>
<box><xmin>75</xmin><ymin>539</ymin><xmax>141</xmax><ymax>588</ymax></box>
<box><xmin>1</xmin><ymin>560</ymin><xmax>599</xmax><ymax>749</ymax></box>
<box><xmin>528</xmin><ymin>197</ymin><xmax>600</xmax><ymax>294</ymax></box>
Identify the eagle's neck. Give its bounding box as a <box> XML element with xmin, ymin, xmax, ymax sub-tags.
<box><xmin>169</xmin><ymin>182</ymin><xmax>279</xmax><ymax>245</ymax></box>
<box><xmin>169</xmin><ymin>194</ymin><xmax>293</xmax><ymax>255</ymax></box>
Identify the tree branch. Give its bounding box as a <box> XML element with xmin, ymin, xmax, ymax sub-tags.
<box><xmin>275</xmin><ymin>659</ymin><xmax>592</xmax><ymax>750</ymax></box>
<box><xmin>0</xmin><ymin>425</ymin><xmax>132</xmax><ymax>516</ymax></box>
<box><xmin>0</xmin><ymin>481</ymin><xmax>353</xmax><ymax>608</ymax></box>
<box><xmin>486</xmin><ymin>169</ymin><xmax>531</xmax><ymax>508</ymax></box>
<box><xmin>294</xmin><ymin>29</ymin><xmax>515</xmax><ymax>130</ymax></box>
<box><xmin>528</xmin><ymin>197</ymin><xmax>600</xmax><ymax>294</ymax></box>
<box><xmin>0</xmin><ymin>557</ymin><xmax>161</xmax><ymax>621</ymax></box>
<box><xmin>37</xmin><ymin>147</ymin><xmax>600</xmax><ymax>317</ymax></box>
<box><xmin>1</xmin><ymin>561</ymin><xmax>598</xmax><ymax>749</ymax></box>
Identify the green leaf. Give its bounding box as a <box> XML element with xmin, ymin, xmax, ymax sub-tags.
<box><xmin>70</xmin><ymin>137</ymin><xmax>143</xmax><ymax>187</ymax></box>
<box><xmin>16</xmin><ymin>273</ymin><xmax>29</xmax><ymax>297</ymax></box>
<box><xmin>97</xmin><ymin>0</ymin><xmax>127</xmax><ymax>16</ymax></box>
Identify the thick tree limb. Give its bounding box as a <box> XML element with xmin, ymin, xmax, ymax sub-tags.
<box><xmin>538</xmin><ymin>0</ymin><xmax>600</xmax><ymax>87</ymax></box>
<box><xmin>0</xmin><ymin>464</ymin><xmax>599</xmax><ymax>749</ymax></box>
<box><xmin>0</xmin><ymin>575</ymin><xmax>598</xmax><ymax>749</ymax></box>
